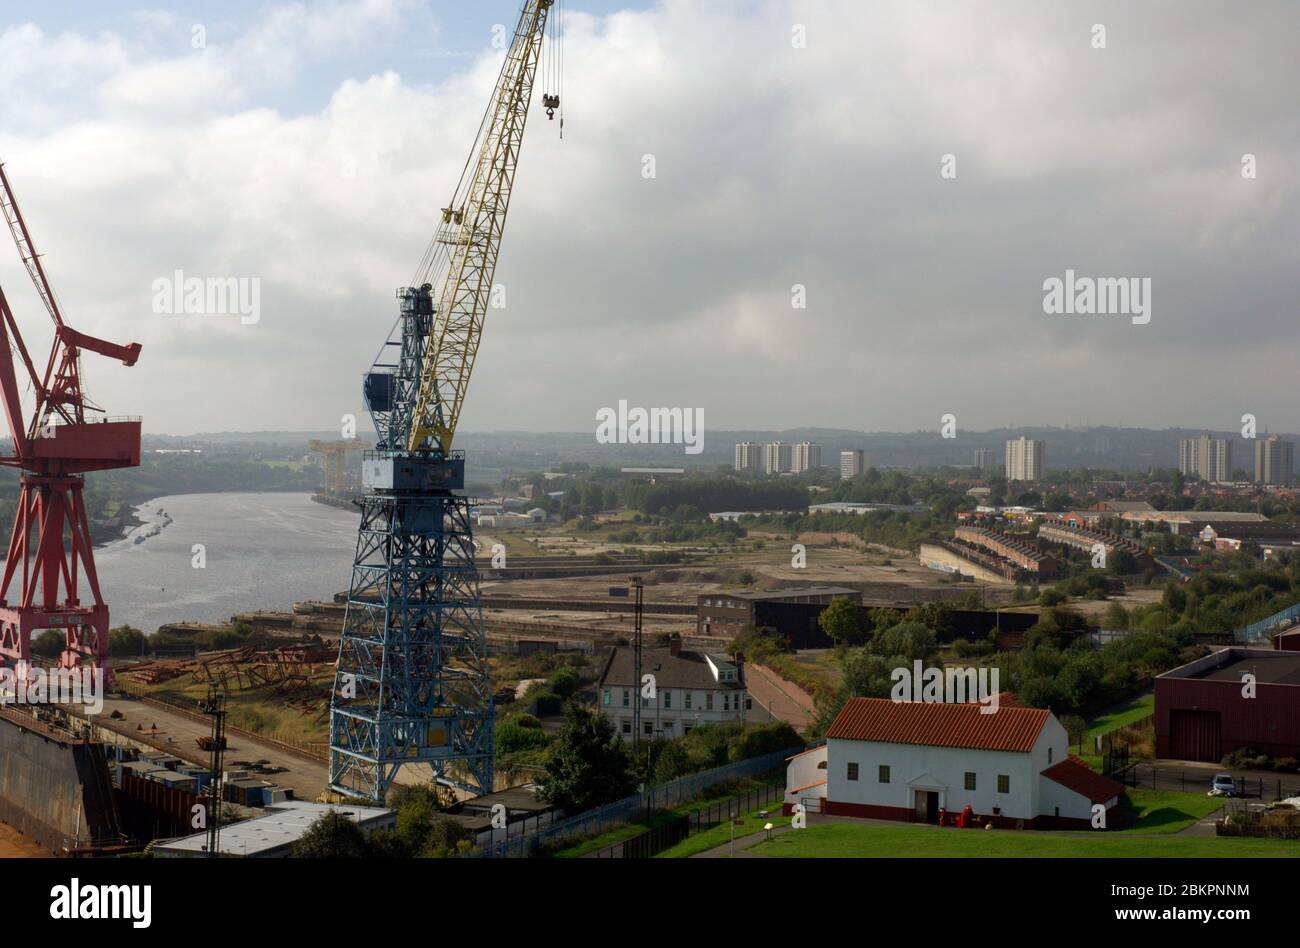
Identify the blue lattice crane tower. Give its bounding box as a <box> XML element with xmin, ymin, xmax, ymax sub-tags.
<box><xmin>329</xmin><ymin>0</ymin><xmax>564</xmax><ymax>802</ymax></box>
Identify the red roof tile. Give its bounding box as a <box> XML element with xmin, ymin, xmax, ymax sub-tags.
<box><xmin>826</xmin><ymin>697</ymin><xmax>1050</xmax><ymax>753</ymax></box>
<box><xmin>1042</xmin><ymin>756</ymin><xmax>1125</xmax><ymax>804</ymax></box>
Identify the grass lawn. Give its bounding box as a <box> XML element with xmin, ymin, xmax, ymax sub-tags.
<box><xmin>749</xmin><ymin>821</ymin><xmax>1300</xmax><ymax>858</ymax></box>
<box><xmin>1071</xmin><ymin>692</ymin><xmax>1155</xmax><ymax>767</ymax></box>
<box><xmin>1112</xmin><ymin>789</ymin><xmax>1224</xmax><ymax>834</ymax></box>
<box><xmin>655</xmin><ymin>805</ymin><xmax>783</xmax><ymax>858</ymax></box>
<box><xmin>1085</xmin><ymin>693</ymin><xmax>1155</xmax><ymax>742</ymax></box>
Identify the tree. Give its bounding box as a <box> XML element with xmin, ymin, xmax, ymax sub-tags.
<box><xmin>31</xmin><ymin>629</ymin><xmax>65</xmax><ymax>660</ymax></box>
<box><xmin>546</xmin><ymin>666</ymin><xmax>581</xmax><ymax>699</ymax></box>
<box><xmin>818</xmin><ymin>596</ymin><xmax>863</xmax><ymax>646</ymax></box>
<box><xmin>538</xmin><ymin>703</ymin><xmax>634</xmax><ymax>812</ymax></box>
<box><xmin>1107</xmin><ymin>548</ymin><xmax>1138</xmax><ymax>576</ymax></box>
<box><xmin>108</xmin><ymin>625</ymin><xmax>146</xmax><ymax>658</ymax></box>
<box><xmin>292</xmin><ymin>810</ymin><xmax>368</xmax><ymax>858</ymax></box>
<box><xmin>869</xmin><ymin>620</ymin><xmax>938</xmax><ymax>664</ymax></box>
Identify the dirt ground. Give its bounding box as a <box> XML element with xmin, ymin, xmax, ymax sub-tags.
<box><xmin>0</xmin><ymin>821</ymin><xmax>45</xmax><ymax>857</ymax></box>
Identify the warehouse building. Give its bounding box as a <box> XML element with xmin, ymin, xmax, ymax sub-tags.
<box><xmin>1155</xmin><ymin>648</ymin><xmax>1300</xmax><ymax>762</ymax></box>
<box><xmin>785</xmin><ymin>697</ymin><xmax>1123</xmax><ymax>829</ymax></box>
<box><xmin>697</xmin><ymin>586</ymin><xmax>862</xmax><ymax>638</ymax></box>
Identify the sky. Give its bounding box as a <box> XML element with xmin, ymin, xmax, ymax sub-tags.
<box><xmin>0</xmin><ymin>0</ymin><xmax>1296</xmax><ymax>438</ymax></box>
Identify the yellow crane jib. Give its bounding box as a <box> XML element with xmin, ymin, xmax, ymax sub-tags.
<box><xmin>406</xmin><ymin>0</ymin><xmax>556</xmax><ymax>455</ymax></box>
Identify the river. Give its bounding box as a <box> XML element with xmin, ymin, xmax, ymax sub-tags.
<box><xmin>93</xmin><ymin>492</ymin><xmax>359</xmax><ymax>633</ymax></box>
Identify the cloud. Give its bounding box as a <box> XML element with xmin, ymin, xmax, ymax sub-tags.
<box><xmin>0</xmin><ymin>0</ymin><xmax>1295</xmax><ymax>439</ymax></box>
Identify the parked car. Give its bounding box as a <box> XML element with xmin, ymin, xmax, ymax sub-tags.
<box><xmin>1210</xmin><ymin>773</ymin><xmax>1236</xmax><ymax>796</ymax></box>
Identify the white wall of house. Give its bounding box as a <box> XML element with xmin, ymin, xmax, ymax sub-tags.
<box><xmin>826</xmin><ymin>717</ymin><xmax>1070</xmax><ymax>821</ymax></box>
<box><xmin>784</xmin><ymin>745</ymin><xmax>828</xmax><ymax>809</ymax></box>
<box><xmin>599</xmin><ymin>685</ymin><xmax>747</xmax><ymax>741</ymax></box>
<box><xmin>1037</xmin><ymin>775</ymin><xmax>1114</xmax><ymax>822</ymax></box>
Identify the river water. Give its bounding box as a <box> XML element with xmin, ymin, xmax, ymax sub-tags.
<box><xmin>93</xmin><ymin>492</ymin><xmax>359</xmax><ymax>633</ymax></box>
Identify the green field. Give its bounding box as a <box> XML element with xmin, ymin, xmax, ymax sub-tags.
<box><xmin>1112</xmin><ymin>790</ymin><xmax>1224</xmax><ymax>835</ymax></box>
<box><xmin>748</xmin><ymin>821</ymin><xmax>1300</xmax><ymax>858</ymax></box>
<box><xmin>1086</xmin><ymin>693</ymin><xmax>1155</xmax><ymax>741</ymax></box>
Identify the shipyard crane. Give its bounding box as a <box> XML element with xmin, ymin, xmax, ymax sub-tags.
<box><xmin>330</xmin><ymin>0</ymin><xmax>564</xmax><ymax>802</ymax></box>
<box><xmin>0</xmin><ymin>159</ymin><xmax>142</xmax><ymax>684</ymax></box>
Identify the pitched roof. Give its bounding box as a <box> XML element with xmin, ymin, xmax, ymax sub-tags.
<box><xmin>1041</xmin><ymin>756</ymin><xmax>1125</xmax><ymax>804</ymax></box>
<box><xmin>826</xmin><ymin>697</ymin><xmax>1050</xmax><ymax>753</ymax></box>
<box><xmin>598</xmin><ymin>646</ymin><xmax>744</xmax><ymax>691</ymax></box>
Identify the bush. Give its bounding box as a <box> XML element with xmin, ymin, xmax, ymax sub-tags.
<box><xmin>547</xmin><ymin>666</ymin><xmax>581</xmax><ymax>699</ymax></box>
<box><xmin>497</xmin><ymin>720</ymin><xmax>551</xmax><ymax>754</ymax></box>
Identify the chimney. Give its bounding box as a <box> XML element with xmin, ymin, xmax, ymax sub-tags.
<box><xmin>669</xmin><ymin>634</ymin><xmax>682</xmax><ymax>656</ymax></box>
<box><xmin>733</xmin><ymin>651</ymin><xmax>744</xmax><ymax>666</ymax></box>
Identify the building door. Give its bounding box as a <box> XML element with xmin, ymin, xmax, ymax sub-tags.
<box><xmin>1170</xmin><ymin>709</ymin><xmax>1222</xmax><ymax>762</ymax></box>
<box><xmin>913</xmin><ymin>790</ymin><xmax>938</xmax><ymax>823</ymax></box>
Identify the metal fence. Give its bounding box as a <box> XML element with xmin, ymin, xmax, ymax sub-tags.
<box><xmin>467</xmin><ymin>746</ymin><xmax>800</xmax><ymax>858</ymax></box>
<box><xmin>1234</xmin><ymin>600</ymin><xmax>1300</xmax><ymax>644</ymax></box>
<box><xmin>588</xmin><ymin>780</ymin><xmax>785</xmax><ymax>858</ymax></box>
<box><xmin>1116</xmin><ymin>764</ymin><xmax>1300</xmax><ymax>801</ymax></box>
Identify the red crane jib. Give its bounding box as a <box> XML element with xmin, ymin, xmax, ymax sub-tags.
<box><xmin>0</xmin><ymin>162</ymin><xmax>143</xmax><ymax>687</ymax></box>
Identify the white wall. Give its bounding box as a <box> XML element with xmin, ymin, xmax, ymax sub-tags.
<box><xmin>599</xmin><ymin>685</ymin><xmax>747</xmax><ymax>741</ymax></box>
<box><xmin>827</xmin><ymin>738</ymin><xmax>1037</xmax><ymax>819</ymax></box>
<box><xmin>784</xmin><ymin>745</ymin><xmax>828</xmax><ymax>808</ymax></box>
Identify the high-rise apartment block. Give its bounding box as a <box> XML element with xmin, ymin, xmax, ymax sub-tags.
<box><xmin>764</xmin><ymin>441</ymin><xmax>793</xmax><ymax>475</ymax></box>
<box><xmin>840</xmin><ymin>449</ymin><xmax>865</xmax><ymax>480</ymax></box>
<box><xmin>1179</xmin><ymin>434</ymin><xmax>1232</xmax><ymax>484</ymax></box>
<box><xmin>734</xmin><ymin>442</ymin><xmax>759</xmax><ymax>472</ymax></box>
<box><xmin>973</xmin><ymin>448</ymin><xmax>996</xmax><ymax>471</ymax></box>
<box><xmin>1005</xmin><ymin>437</ymin><xmax>1046</xmax><ymax>482</ymax></box>
<box><xmin>792</xmin><ymin>441</ymin><xmax>822</xmax><ymax>473</ymax></box>
<box><xmin>1255</xmin><ymin>435</ymin><xmax>1295</xmax><ymax>487</ymax></box>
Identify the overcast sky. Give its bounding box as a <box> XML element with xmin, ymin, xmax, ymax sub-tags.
<box><xmin>0</xmin><ymin>0</ymin><xmax>1295</xmax><ymax>438</ymax></box>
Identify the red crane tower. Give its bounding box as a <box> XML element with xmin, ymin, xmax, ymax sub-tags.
<box><xmin>0</xmin><ymin>159</ymin><xmax>142</xmax><ymax>685</ymax></box>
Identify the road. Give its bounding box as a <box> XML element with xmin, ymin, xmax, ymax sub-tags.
<box><xmin>82</xmin><ymin>696</ymin><xmax>330</xmax><ymax>801</ymax></box>
<box><xmin>81</xmin><ymin>696</ymin><xmax>470</xmax><ymax>803</ymax></box>
<box><xmin>1128</xmin><ymin>760</ymin><xmax>1300</xmax><ymax>801</ymax></box>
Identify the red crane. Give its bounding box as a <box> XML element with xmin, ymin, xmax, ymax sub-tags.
<box><xmin>0</xmin><ymin>158</ymin><xmax>142</xmax><ymax>685</ymax></box>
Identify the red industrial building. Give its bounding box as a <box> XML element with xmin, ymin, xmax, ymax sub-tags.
<box><xmin>1155</xmin><ymin>648</ymin><xmax>1300</xmax><ymax>762</ymax></box>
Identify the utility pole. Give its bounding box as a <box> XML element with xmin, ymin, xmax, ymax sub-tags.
<box><xmin>632</xmin><ymin>575</ymin><xmax>644</xmax><ymax>754</ymax></box>
<box><xmin>199</xmin><ymin>686</ymin><xmax>226</xmax><ymax>858</ymax></box>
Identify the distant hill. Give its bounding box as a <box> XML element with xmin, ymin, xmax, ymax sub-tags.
<box><xmin>135</xmin><ymin>425</ymin><xmax>1297</xmax><ymax>476</ymax></box>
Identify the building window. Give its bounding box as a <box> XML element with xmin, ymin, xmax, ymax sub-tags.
<box><xmin>622</xmin><ymin>720</ymin><xmax>631</xmax><ymax>735</ymax></box>
<box><xmin>745</xmin><ymin>698</ymin><xmax>752</xmax><ymax>711</ymax></box>
<box><xmin>878</xmin><ymin>765</ymin><xmax>890</xmax><ymax>784</ymax></box>
<box><xmin>662</xmin><ymin>720</ymin><xmax>673</xmax><ymax>735</ymax></box>
<box><xmin>847</xmin><ymin>762</ymin><xmax>859</xmax><ymax>781</ymax></box>
<box><xmin>685</xmin><ymin>691</ymin><xmax>693</xmax><ymax>710</ymax></box>
<box><xmin>644</xmin><ymin>722</ymin><xmax>653</xmax><ymax>736</ymax></box>
<box><xmin>663</xmin><ymin>691</ymin><xmax>672</xmax><ymax>709</ymax></box>
<box><xmin>602</xmin><ymin>689</ymin><xmax>611</xmax><ymax>706</ymax></box>
<box><xmin>622</xmin><ymin>690</ymin><xmax>630</xmax><ymax>708</ymax></box>
<box><xmin>997</xmin><ymin>774</ymin><xmax>1010</xmax><ymax>794</ymax></box>
<box><xmin>964</xmin><ymin>772</ymin><xmax>976</xmax><ymax>791</ymax></box>
<box><xmin>706</xmin><ymin>693</ymin><xmax>714</xmax><ymax>711</ymax></box>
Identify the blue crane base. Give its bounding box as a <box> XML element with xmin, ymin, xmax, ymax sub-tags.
<box><xmin>328</xmin><ymin>481</ymin><xmax>494</xmax><ymax>803</ymax></box>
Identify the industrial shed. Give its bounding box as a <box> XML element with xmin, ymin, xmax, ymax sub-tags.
<box><xmin>1155</xmin><ymin>648</ymin><xmax>1300</xmax><ymax>762</ymax></box>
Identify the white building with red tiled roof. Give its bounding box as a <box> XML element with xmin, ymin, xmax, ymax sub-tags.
<box><xmin>784</xmin><ymin>697</ymin><xmax>1123</xmax><ymax>830</ymax></box>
